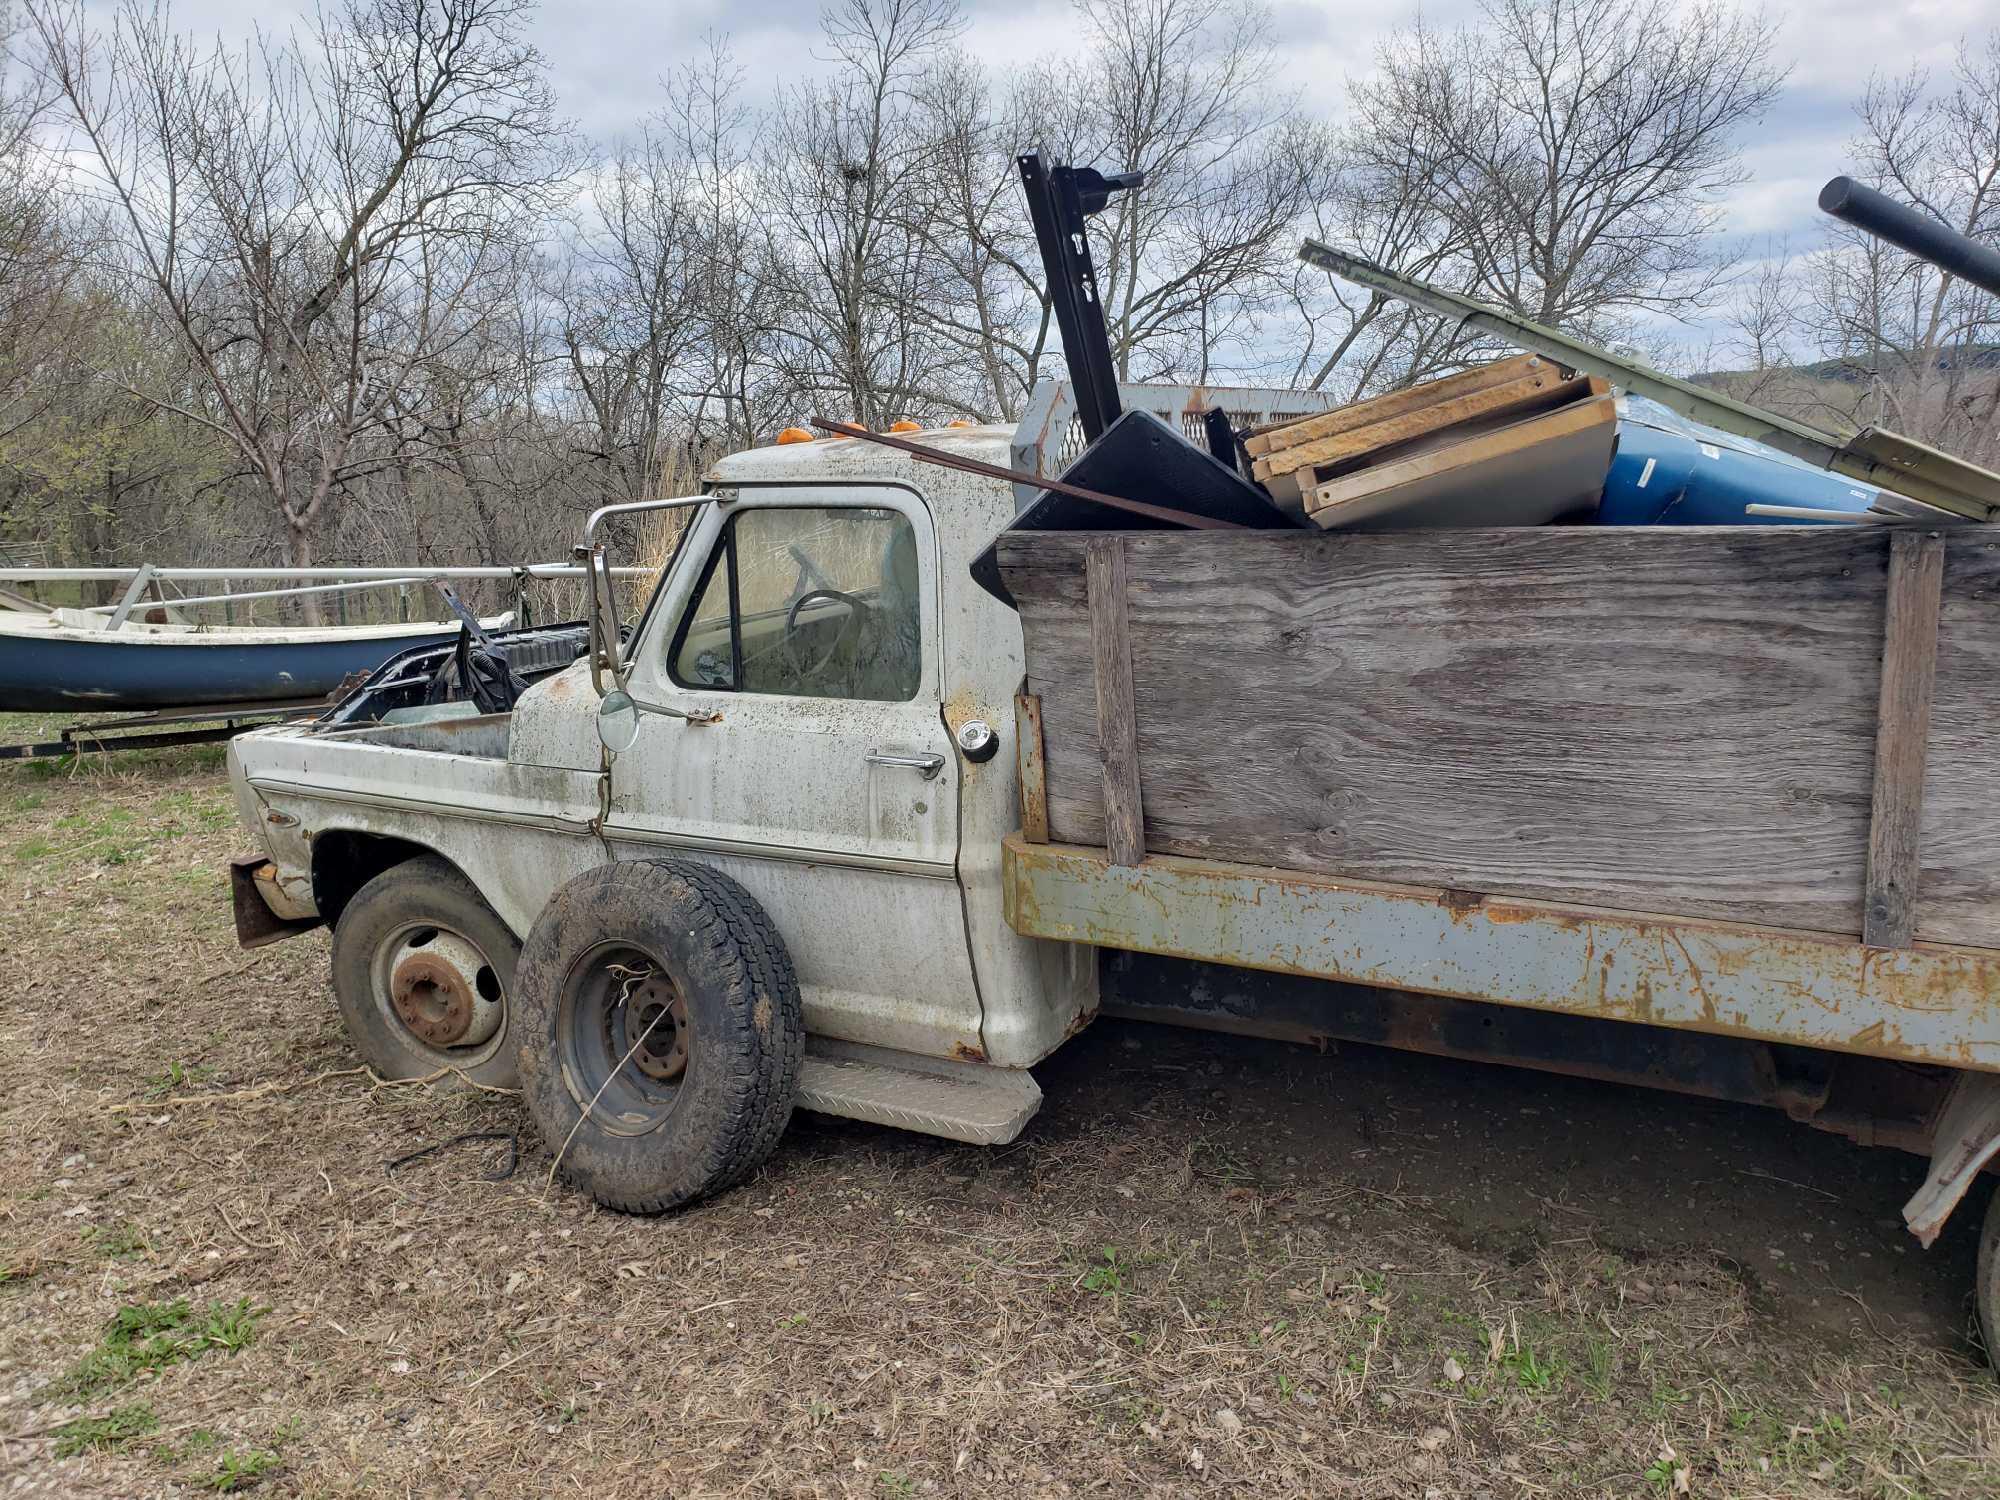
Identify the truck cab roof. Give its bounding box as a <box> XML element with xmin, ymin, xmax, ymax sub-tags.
<box><xmin>703</xmin><ymin>425</ymin><xmax>1017</xmax><ymax>489</ymax></box>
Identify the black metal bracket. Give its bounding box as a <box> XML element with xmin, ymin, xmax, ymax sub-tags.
<box><xmin>1018</xmin><ymin>154</ymin><xmax>1145</xmax><ymax>444</ymax></box>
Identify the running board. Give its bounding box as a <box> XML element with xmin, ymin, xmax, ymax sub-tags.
<box><xmin>796</xmin><ymin>1039</ymin><xmax>1042</xmax><ymax>1145</ymax></box>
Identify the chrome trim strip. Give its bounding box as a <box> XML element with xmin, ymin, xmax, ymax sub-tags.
<box><xmin>246</xmin><ymin>776</ymin><xmax>959</xmax><ymax>879</ymax></box>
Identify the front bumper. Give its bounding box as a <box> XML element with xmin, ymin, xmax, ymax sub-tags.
<box><xmin>228</xmin><ymin>853</ymin><xmax>323</xmax><ymax>948</ymax></box>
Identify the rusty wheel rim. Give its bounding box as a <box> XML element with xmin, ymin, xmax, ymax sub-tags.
<box><xmin>373</xmin><ymin>923</ymin><xmax>507</xmax><ymax>1063</ymax></box>
<box><xmin>623</xmin><ymin>975</ymin><xmax>690</xmax><ymax>1082</ymax></box>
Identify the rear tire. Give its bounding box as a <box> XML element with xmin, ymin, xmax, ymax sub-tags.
<box><xmin>513</xmin><ymin>859</ymin><xmax>804</xmax><ymax>1213</ymax></box>
<box><xmin>1978</xmin><ymin>1183</ymin><xmax>2000</xmax><ymax>1369</ymax></box>
<box><xmin>329</xmin><ymin>856</ymin><xmax>522</xmax><ymax>1089</ymax></box>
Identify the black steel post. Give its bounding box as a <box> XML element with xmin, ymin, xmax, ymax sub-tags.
<box><xmin>1819</xmin><ymin>176</ymin><xmax>2000</xmax><ymax>300</ymax></box>
<box><xmin>1018</xmin><ymin>153</ymin><xmax>1145</xmax><ymax>443</ymax></box>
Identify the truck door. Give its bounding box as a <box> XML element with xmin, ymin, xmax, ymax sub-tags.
<box><xmin>603</xmin><ymin>487</ymin><xmax>984</xmax><ymax>1059</ymax></box>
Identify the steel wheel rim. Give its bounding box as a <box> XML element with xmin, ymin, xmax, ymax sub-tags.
<box><xmin>555</xmin><ymin>942</ymin><xmax>691</xmax><ymax>1137</ymax></box>
<box><xmin>370</xmin><ymin>920</ymin><xmax>508</xmax><ymax>1067</ymax></box>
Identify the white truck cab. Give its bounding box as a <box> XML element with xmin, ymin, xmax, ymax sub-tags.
<box><xmin>227</xmin><ymin>386</ymin><xmax>1334</xmax><ymax>1207</ymax></box>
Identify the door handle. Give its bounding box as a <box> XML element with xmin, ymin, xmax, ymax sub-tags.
<box><xmin>866</xmin><ymin>750</ymin><xmax>945</xmax><ymax>780</ymax></box>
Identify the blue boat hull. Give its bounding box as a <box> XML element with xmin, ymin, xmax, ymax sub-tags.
<box><xmin>1599</xmin><ymin>397</ymin><xmax>1883</xmax><ymax>526</ymax></box>
<box><xmin>0</xmin><ymin>626</ymin><xmax>465</xmax><ymax>714</ymax></box>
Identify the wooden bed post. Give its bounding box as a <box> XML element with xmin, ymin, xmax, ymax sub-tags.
<box><xmin>1085</xmin><ymin>536</ymin><xmax>1145</xmax><ymax>865</ymax></box>
<box><xmin>1863</xmin><ymin>529</ymin><xmax>1946</xmax><ymax>949</ymax></box>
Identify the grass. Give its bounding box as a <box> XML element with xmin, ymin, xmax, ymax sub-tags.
<box><xmin>195</xmin><ymin>1447</ymin><xmax>281</xmax><ymax>1491</ymax></box>
<box><xmin>1</xmin><ymin>723</ymin><xmax>1997</xmax><ymax>1496</ymax></box>
<box><xmin>64</xmin><ymin>1298</ymin><xmax>266</xmax><ymax>1398</ymax></box>
<box><xmin>143</xmin><ymin>1060</ymin><xmax>217</xmax><ymax>1099</ymax></box>
<box><xmin>51</xmin><ymin>1402</ymin><xmax>159</xmax><ymax>1457</ymax></box>
<box><xmin>1080</xmin><ymin>1245</ymin><xmax>1127</xmax><ymax>1296</ymax></box>
<box><xmin>81</xmin><ymin>1222</ymin><xmax>148</xmax><ymax>1259</ymax></box>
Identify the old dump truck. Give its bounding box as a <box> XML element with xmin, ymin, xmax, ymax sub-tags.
<box><xmin>222</xmin><ymin>377</ymin><xmax>2000</xmax><ymax>1358</ymax></box>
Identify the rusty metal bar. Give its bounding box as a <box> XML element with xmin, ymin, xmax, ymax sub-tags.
<box><xmin>1015</xmin><ymin>692</ymin><xmax>1050</xmax><ymax>844</ymax></box>
<box><xmin>1002</xmin><ymin>833</ymin><xmax>2000</xmax><ymax>1073</ymax></box>
<box><xmin>808</xmin><ymin>416</ymin><xmax>1249</xmax><ymax>532</ymax></box>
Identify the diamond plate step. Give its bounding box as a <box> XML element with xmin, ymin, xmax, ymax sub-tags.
<box><xmin>796</xmin><ymin>1039</ymin><xmax>1041</xmax><ymax>1145</ymax></box>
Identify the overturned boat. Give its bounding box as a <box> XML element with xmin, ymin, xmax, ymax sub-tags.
<box><xmin>0</xmin><ymin>607</ymin><xmax>494</xmax><ymax>713</ymax></box>
<box><xmin>0</xmin><ymin>561</ymin><xmax>656</xmax><ymax>717</ymax></box>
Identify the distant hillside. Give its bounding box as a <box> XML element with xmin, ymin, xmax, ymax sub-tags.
<box><xmin>1694</xmin><ymin>344</ymin><xmax>2000</xmax><ymax>386</ymax></box>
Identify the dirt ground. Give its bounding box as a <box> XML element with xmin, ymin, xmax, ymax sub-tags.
<box><xmin>2</xmin><ymin>721</ymin><xmax>1998</xmax><ymax>1498</ymax></box>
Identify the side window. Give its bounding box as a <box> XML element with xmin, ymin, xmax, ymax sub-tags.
<box><xmin>669</xmin><ymin>506</ymin><xmax>924</xmax><ymax>702</ymax></box>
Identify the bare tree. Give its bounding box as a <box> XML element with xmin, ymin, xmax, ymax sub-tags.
<box><xmin>660</xmin><ymin>35</ymin><xmax>774</xmax><ymax>451</ymax></box>
<box><xmin>1347</xmin><ymin>0</ymin><xmax>1784</xmax><ymax>346</ymax></box>
<box><xmin>760</xmin><ymin>0</ymin><xmax>968</xmax><ymax>428</ymax></box>
<box><xmin>29</xmin><ymin>0</ymin><xmax>574</xmax><ymax>612</ymax></box>
<box><xmin>1014</xmin><ymin>0</ymin><xmax>1337</xmax><ymax>383</ymax></box>
<box><xmin>550</xmin><ymin>126</ymin><xmax>705</xmax><ymax>507</ymax></box>
<box><xmin>894</xmin><ymin>51</ymin><xmax>1052</xmax><ymax>421</ymax></box>
<box><xmin>1790</xmin><ymin>36</ymin><xmax>2000</xmax><ymax>464</ymax></box>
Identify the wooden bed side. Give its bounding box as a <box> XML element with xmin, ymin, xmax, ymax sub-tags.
<box><xmin>994</xmin><ymin>526</ymin><xmax>2000</xmax><ymax>950</ymax></box>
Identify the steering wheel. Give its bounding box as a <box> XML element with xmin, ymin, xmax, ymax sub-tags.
<box><xmin>783</xmin><ymin>587</ymin><xmax>872</xmax><ymax>684</ymax></box>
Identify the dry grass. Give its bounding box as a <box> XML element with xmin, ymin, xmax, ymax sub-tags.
<box><xmin>2</xmin><ymin>722</ymin><xmax>1998</xmax><ymax>1497</ymax></box>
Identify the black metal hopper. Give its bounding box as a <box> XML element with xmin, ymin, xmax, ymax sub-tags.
<box><xmin>968</xmin><ymin>408</ymin><xmax>1301</xmax><ymax>606</ymax></box>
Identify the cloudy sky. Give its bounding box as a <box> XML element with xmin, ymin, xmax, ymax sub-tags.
<box><xmin>103</xmin><ymin>0</ymin><xmax>1992</xmax><ymax>236</ymax></box>
<box><xmin>80</xmin><ymin>0</ymin><xmax>1993</xmax><ymax>307</ymax></box>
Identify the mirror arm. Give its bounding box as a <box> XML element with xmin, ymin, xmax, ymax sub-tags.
<box><xmin>573</xmin><ymin>542</ymin><xmax>622</xmax><ymax>694</ymax></box>
<box><xmin>576</xmin><ymin>494</ymin><xmax>710</xmax><ymax>699</ymax></box>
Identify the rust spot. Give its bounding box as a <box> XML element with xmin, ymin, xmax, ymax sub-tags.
<box><xmin>943</xmin><ymin>686</ymin><xmax>982</xmax><ymax>733</ymax></box>
<box><xmin>1438</xmin><ymin>887</ymin><xmax>1484</xmax><ymax>918</ymax></box>
<box><xmin>950</xmin><ymin>1041</ymin><xmax>988</xmax><ymax>1063</ymax></box>
<box><xmin>1483</xmin><ymin>902</ymin><xmax>1560</xmax><ymax>927</ymax></box>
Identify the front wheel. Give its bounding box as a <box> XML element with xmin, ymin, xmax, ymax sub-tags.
<box><xmin>329</xmin><ymin>855</ymin><xmax>523</xmax><ymax>1089</ymax></box>
<box><xmin>513</xmin><ymin>859</ymin><xmax>804</xmax><ymax>1213</ymax></box>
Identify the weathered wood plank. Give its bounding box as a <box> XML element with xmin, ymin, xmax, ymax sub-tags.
<box><xmin>1915</xmin><ymin>539</ymin><xmax>2000</xmax><ymax>948</ymax></box>
<box><xmin>1252</xmin><ymin>371</ymin><xmax>1585</xmax><ymax>482</ymax></box>
<box><xmin>1305</xmin><ymin>394</ymin><xmax>1619</xmax><ymax>530</ymax></box>
<box><xmin>1085</xmin><ymin>536</ymin><xmax>1145</xmax><ymax>866</ymax></box>
<box><xmin>1243</xmin><ymin>354</ymin><xmax>1551</xmax><ymax>458</ymax></box>
<box><xmin>1863</xmin><ymin>531</ymin><xmax>1945</xmax><ymax>948</ymax></box>
<box><xmin>1000</xmin><ymin>527</ymin><xmax>1904</xmax><ymax>936</ymax></box>
<box><xmin>1015</xmin><ymin>691</ymin><xmax>1050</xmax><ymax>844</ymax></box>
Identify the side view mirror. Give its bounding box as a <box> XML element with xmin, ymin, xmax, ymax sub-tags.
<box><xmin>597</xmin><ymin>689</ymin><xmax>642</xmax><ymax>752</ymax></box>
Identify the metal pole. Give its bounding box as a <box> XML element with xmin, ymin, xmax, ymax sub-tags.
<box><xmin>0</xmin><ymin>564</ymin><xmax>651</xmax><ymax>584</ymax></box>
<box><xmin>1820</xmin><ymin>176</ymin><xmax>2000</xmax><ymax>300</ymax></box>
<box><xmin>106</xmin><ymin>564</ymin><xmax>157</xmax><ymax>628</ymax></box>
<box><xmin>81</xmin><ymin>576</ymin><xmax>435</xmax><ymax>613</ymax></box>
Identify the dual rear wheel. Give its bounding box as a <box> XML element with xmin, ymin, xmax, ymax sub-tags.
<box><xmin>330</xmin><ymin>856</ymin><xmax>804</xmax><ymax>1212</ymax></box>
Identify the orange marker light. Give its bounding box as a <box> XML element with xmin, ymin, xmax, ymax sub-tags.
<box><xmin>775</xmin><ymin>426</ymin><xmax>814</xmax><ymax>444</ymax></box>
<box><xmin>887</xmin><ymin>419</ymin><xmax>922</xmax><ymax>433</ymax></box>
<box><xmin>945</xmin><ymin>419</ymin><xmax>974</xmax><ymax>428</ymax></box>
